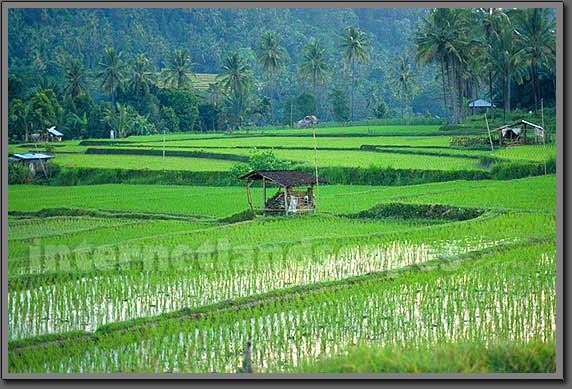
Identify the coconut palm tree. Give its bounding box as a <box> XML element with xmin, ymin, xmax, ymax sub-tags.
<box><xmin>487</xmin><ymin>20</ymin><xmax>526</xmax><ymax>121</ymax></box>
<box><xmin>218</xmin><ymin>52</ymin><xmax>253</xmax><ymax>131</ymax></box>
<box><xmin>300</xmin><ymin>37</ymin><xmax>331</xmax><ymax>101</ymax></box>
<box><xmin>164</xmin><ymin>48</ymin><xmax>194</xmax><ymax>89</ymax></box>
<box><xmin>393</xmin><ymin>55</ymin><xmax>414</xmax><ymax>121</ymax></box>
<box><xmin>414</xmin><ymin>9</ymin><xmax>474</xmax><ymax>123</ymax></box>
<box><xmin>480</xmin><ymin>8</ymin><xmax>509</xmax><ymax>117</ymax></box>
<box><xmin>340</xmin><ymin>26</ymin><xmax>369</xmax><ymax>121</ymax></box>
<box><xmin>127</xmin><ymin>53</ymin><xmax>154</xmax><ymax>106</ymax></box>
<box><xmin>513</xmin><ymin>8</ymin><xmax>556</xmax><ymax>112</ymax></box>
<box><xmin>97</xmin><ymin>47</ymin><xmax>125</xmax><ymax>106</ymax></box>
<box><xmin>63</xmin><ymin>59</ymin><xmax>88</xmax><ymax>107</ymax></box>
<box><xmin>257</xmin><ymin>31</ymin><xmax>286</xmax><ymax>123</ymax></box>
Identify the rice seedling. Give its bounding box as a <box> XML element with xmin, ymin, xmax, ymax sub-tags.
<box><xmin>8</xmin><ymin>240</ymin><xmax>555</xmax><ymax>373</ymax></box>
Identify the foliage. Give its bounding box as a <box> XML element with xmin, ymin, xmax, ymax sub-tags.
<box><xmin>156</xmin><ymin>88</ymin><xmax>199</xmax><ymax>131</ymax></box>
<box><xmin>96</xmin><ymin>47</ymin><xmax>125</xmax><ymax>104</ymax></box>
<box><xmin>219</xmin><ymin>52</ymin><xmax>253</xmax><ymax>131</ymax></box>
<box><xmin>340</xmin><ymin>25</ymin><xmax>369</xmax><ymax>121</ymax></box>
<box><xmin>158</xmin><ymin>106</ymin><xmax>180</xmax><ymax>133</ymax></box>
<box><xmin>230</xmin><ymin>149</ymin><xmax>292</xmax><ymax>177</ymax></box>
<box><xmin>449</xmin><ymin>136</ymin><xmax>492</xmax><ymax>149</ymax></box>
<box><xmin>299</xmin><ymin>37</ymin><xmax>331</xmax><ymax>95</ymax></box>
<box><xmin>163</xmin><ymin>48</ymin><xmax>194</xmax><ymax>89</ymax></box>
<box><xmin>372</xmin><ymin>100</ymin><xmax>389</xmax><ymax>119</ymax></box>
<box><xmin>328</xmin><ymin>87</ymin><xmax>350</xmax><ymax>122</ymax></box>
<box><xmin>8</xmin><ymin>161</ymin><xmax>34</xmax><ymax>184</ymax></box>
<box><xmin>301</xmin><ymin>340</ymin><xmax>556</xmax><ymax>373</ymax></box>
<box><xmin>349</xmin><ymin>203</ymin><xmax>484</xmax><ymax>221</ymax></box>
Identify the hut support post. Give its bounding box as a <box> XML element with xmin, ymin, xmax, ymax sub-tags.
<box><xmin>246</xmin><ymin>181</ymin><xmax>254</xmax><ymax>211</ymax></box>
<box><xmin>262</xmin><ymin>178</ymin><xmax>267</xmax><ymax>209</ymax></box>
<box><xmin>310</xmin><ymin>185</ymin><xmax>316</xmax><ymax>214</ymax></box>
<box><xmin>485</xmin><ymin>113</ymin><xmax>494</xmax><ymax>151</ymax></box>
<box><xmin>284</xmin><ymin>186</ymin><xmax>289</xmax><ymax>215</ymax></box>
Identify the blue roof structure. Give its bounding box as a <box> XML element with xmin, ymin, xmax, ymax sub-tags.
<box><xmin>468</xmin><ymin>99</ymin><xmax>495</xmax><ymax>108</ymax></box>
<box><xmin>11</xmin><ymin>152</ymin><xmax>54</xmax><ymax>160</ymax></box>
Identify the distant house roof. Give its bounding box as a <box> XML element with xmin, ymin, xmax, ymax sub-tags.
<box><xmin>47</xmin><ymin>126</ymin><xmax>64</xmax><ymax>137</ymax></box>
<box><xmin>239</xmin><ymin>170</ymin><xmax>326</xmax><ymax>187</ymax></box>
<box><xmin>468</xmin><ymin>99</ymin><xmax>495</xmax><ymax>108</ymax></box>
<box><xmin>11</xmin><ymin>152</ymin><xmax>54</xmax><ymax>161</ymax></box>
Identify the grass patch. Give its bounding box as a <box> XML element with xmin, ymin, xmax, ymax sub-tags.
<box><xmin>300</xmin><ymin>340</ymin><xmax>556</xmax><ymax>373</ymax></box>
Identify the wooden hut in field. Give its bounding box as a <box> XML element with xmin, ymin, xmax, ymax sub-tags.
<box><xmin>239</xmin><ymin>170</ymin><xmax>325</xmax><ymax>214</ymax></box>
<box><xmin>8</xmin><ymin>152</ymin><xmax>54</xmax><ymax>176</ymax></box>
<box><xmin>496</xmin><ymin>120</ymin><xmax>545</xmax><ymax>146</ymax></box>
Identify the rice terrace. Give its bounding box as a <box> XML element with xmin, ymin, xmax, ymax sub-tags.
<box><xmin>5</xmin><ymin>6</ymin><xmax>560</xmax><ymax>376</ymax></box>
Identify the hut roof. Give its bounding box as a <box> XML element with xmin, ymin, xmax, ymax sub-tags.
<box><xmin>495</xmin><ymin>120</ymin><xmax>544</xmax><ymax>132</ymax></box>
<box><xmin>11</xmin><ymin>152</ymin><xmax>54</xmax><ymax>160</ymax></box>
<box><xmin>47</xmin><ymin>126</ymin><xmax>64</xmax><ymax>137</ymax></box>
<box><xmin>239</xmin><ymin>170</ymin><xmax>326</xmax><ymax>187</ymax></box>
<box><xmin>468</xmin><ymin>99</ymin><xmax>495</xmax><ymax>108</ymax></box>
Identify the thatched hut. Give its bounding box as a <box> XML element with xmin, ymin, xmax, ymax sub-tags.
<box><xmin>239</xmin><ymin>170</ymin><xmax>326</xmax><ymax>214</ymax></box>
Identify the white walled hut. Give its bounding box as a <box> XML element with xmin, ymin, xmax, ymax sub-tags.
<box><xmin>239</xmin><ymin>170</ymin><xmax>326</xmax><ymax>214</ymax></box>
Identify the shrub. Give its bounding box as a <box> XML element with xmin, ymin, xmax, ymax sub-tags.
<box><xmin>349</xmin><ymin>203</ymin><xmax>484</xmax><ymax>221</ymax></box>
<box><xmin>230</xmin><ymin>150</ymin><xmax>292</xmax><ymax>177</ymax></box>
<box><xmin>8</xmin><ymin>161</ymin><xmax>34</xmax><ymax>184</ymax></box>
<box><xmin>449</xmin><ymin>136</ymin><xmax>492</xmax><ymax>149</ymax></box>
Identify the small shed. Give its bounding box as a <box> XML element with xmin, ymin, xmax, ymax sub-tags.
<box><xmin>9</xmin><ymin>152</ymin><xmax>54</xmax><ymax>175</ymax></box>
<box><xmin>468</xmin><ymin>99</ymin><xmax>495</xmax><ymax>115</ymax></box>
<box><xmin>239</xmin><ymin>170</ymin><xmax>326</xmax><ymax>214</ymax></box>
<box><xmin>297</xmin><ymin>115</ymin><xmax>320</xmax><ymax>128</ymax></box>
<box><xmin>496</xmin><ymin>120</ymin><xmax>545</xmax><ymax>146</ymax></box>
<box><xmin>47</xmin><ymin>126</ymin><xmax>64</xmax><ymax>142</ymax></box>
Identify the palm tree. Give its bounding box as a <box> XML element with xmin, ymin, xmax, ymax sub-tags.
<box><xmin>414</xmin><ymin>9</ymin><xmax>473</xmax><ymax>124</ymax></box>
<box><xmin>103</xmin><ymin>102</ymin><xmax>132</xmax><ymax>138</ymax></box>
<box><xmin>257</xmin><ymin>31</ymin><xmax>286</xmax><ymax>123</ymax></box>
<box><xmin>513</xmin><ymin>8</ymin><xmax>556</xmax><ymax>112</ymax></box>
<box><xmin>394</xmin><ymin>55</ymin><xmax>414</xmax><ymax>121</ymax></box>
<box><xmin>299</xmin><ymin>37</ymin><xmax>331</xmax><ymax>104</ymax></box>
<box><xmin>164</xmin><ymin>48</ymin><xmax>194</xmax><ymax>89</ymax></box>
<box><xmin>218</xmin><ymin>52</ymin><xmax>253</xmax><ymax>131</ymax></box>
<box><xmin>128</xmin><ymin>53</ymin><xmax>154</xmax><ymax>105</ymax></box>
<box><xmin>97</xmin><ymin>47</ymin><xmax>125</xmax><ymax>106</ymax></box>
<box><xmin>206</xmin><ymin>82</ymin><xmax>224</xmax><ymax>108</ymax></box>
<box><xmin>63</xmin><ymin>59</ymin><xmax>87</xmax><ymax>108</ymax></box>
<box><xmin>340</xmin><ymin>26</ymin><xmax>369</xmax><ymax>121</ymax></box>
<box><xmin>487</xmin><ymin>20</ymin><xmax>526</xmax><ymax>121</ymax></box>
<box><xmin>480</xmin><ymin>8</ymin><xmax>509</xmax><ymax>118</ymax></box>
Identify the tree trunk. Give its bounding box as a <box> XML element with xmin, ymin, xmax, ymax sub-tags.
<box><xmin>507</xmin><ymin>64</ymin><xmax>512</xmax><ymax>121</ymax></box>
<box><xmin>350</xmin><ymin>59</ymin><xmax>355</xmax><ymax>121</ymax></box>
<box><xmin>440</xmin><ymin>59</ymin><xmax>448</xmax><ymax>122</ymax></box>
<box><xmin>532</xmin><ymin>62</ymin><xmax>539</xmax><ymax>113</ymax></box>
<box><xmin>489</xmin><ymin>70</ymin><xmax>495</xmax><ymax>120</ymax></box>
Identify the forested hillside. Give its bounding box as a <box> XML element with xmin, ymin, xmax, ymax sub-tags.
<box><xmin>7</xmin><ymin>7</ymin><xmax>555</xmax><ymax>140</ymax></box>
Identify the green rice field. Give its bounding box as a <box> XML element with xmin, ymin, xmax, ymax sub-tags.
<box><xmin>7</xmin><ymin>124</ymin><xmax>558</xmax><ymax>375</ymax></box>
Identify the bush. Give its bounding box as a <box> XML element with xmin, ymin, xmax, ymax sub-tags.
<box><xmin>449</xmin><ymin>136</ymin><xmax>492</xmax><ymax>149</ymax></box>
<box><xmin>8</xmin><ymin>161</ymin><xmax>34</xmax><ymax>184</ymax></box>
<box><xmin>491</xmin><ymin>158</ymin><xmax>556</xmax><ymax>180</ymax></box>
<box><xmin>349</xmin><ymin>203</ymin><xmax>484</xmax><ymax>221</ymax></box>
<box><xmin>230</xmin><ymin>150</ymin><xmax>293</xmax><ymax>178</ymax></box>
